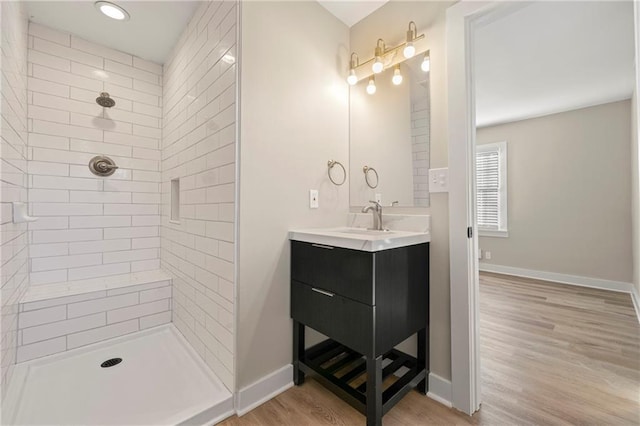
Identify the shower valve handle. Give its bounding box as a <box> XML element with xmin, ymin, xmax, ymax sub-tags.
<box><xmin>89</xmin><ymin>156</ymin><xmax>119</xmax><ymax>177</ymax></box>
<box><xmin>96</xmin><ymin>162</ymin><xmax>118</xmax><ymax>171</ymax></box>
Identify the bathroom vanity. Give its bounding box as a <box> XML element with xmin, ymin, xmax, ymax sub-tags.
<box><xmin>289</xmin><ymin>227</ymin><xmax>430</xmax><ymax>426</ymax></box>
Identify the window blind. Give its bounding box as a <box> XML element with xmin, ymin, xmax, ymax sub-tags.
<box><xmin>476</xmin><ymin>149</ymin><xmax>500</xmax><ymax>229</ymax></box>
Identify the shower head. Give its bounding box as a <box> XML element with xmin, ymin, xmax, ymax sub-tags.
<box><xmin>96</xmin><ymin>92</ymin><xmax>115</xmax><ymax>108</ymax></box>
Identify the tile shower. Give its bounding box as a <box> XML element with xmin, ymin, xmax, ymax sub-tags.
<box><xmin>27</xmin><ymin>22</ymin><xmax>163</xmax><ymax>286</ymax></box>
<box><xmin>1</xmin><ymin>1</ymin><xmax>238</xmax><ymax>422</ymax></box>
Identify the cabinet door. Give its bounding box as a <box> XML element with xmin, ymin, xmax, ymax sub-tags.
<box><xmin>291</xmin><ymin>241</ymin><xmax>373</xmax><ymax>305</ymax></box>
<box><xmin>291</xmin><ymin>280</ymin><xmax>373</xmax><ymax>356</ymax></box>
<box><xmin>375</xmin><ymin>243</ymin><xmax>430</xmax><ymax>354</ymax></box>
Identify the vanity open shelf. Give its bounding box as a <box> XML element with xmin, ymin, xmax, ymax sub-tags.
<box><xmin>289</xmin><ymin>231</ymin><xmax>430</xmax><ymax>426</ymax></box>
<box><xmin>296</xmin><ymin>338</ymin><xmax>426</xmax><ymax>419</ymax></box>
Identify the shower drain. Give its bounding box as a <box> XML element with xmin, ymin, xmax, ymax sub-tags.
<box><xmin>100</xmin><ymin>358</ymin><xmax>122</xmax><ymax>368</ymax></box>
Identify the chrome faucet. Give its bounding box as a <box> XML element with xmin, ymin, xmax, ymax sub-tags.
<box><xmin>362</xmin><ymin>200</ymin><xmax>383</xmax><ymax>230</ymax></box>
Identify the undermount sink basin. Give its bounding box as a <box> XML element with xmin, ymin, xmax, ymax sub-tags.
<box><xmin>336</xmin><ymin>228</ymin><xmax>394</xmax><ymax>236</ymax></box>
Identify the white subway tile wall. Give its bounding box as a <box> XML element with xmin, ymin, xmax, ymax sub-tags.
<box><xmin>4</xmin><ymin>4</ymin><xmax>237</xmax><ymax>394</ymax></box>
<box><xmin>26</xmin><ymin>23</ymin><xmax>163</xmax><ymax>285</ymax></box>
<box><xmin>16</xmin><ymin>279</ymin><xmax>171</xmax><ymax>362</ymax></box>
<box><xmin>161</xmin><ymin>1</ymin><xmax>236</xmax><ymax>390</ymax></box>
<box><xmin>1</xmin><ymin>2</ymin><xmax>29</xmax><ymax>399</ymax></box>
<box><xmin>411</xmin><ymin>75</ymin><xmax>430</xmax><ymax>207</ymax></box>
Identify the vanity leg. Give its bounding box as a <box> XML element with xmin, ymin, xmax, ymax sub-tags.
<box><xmin>417</xmin><ymin>327</ymin><xmax>428</xmax><ymax>395</ymax></box>
<box><xmin>366</xmin><ymin>355</ymin><xmax>383</xmax><ymax>426</ymax></box>
<box><xmin>293</xmin><ymin>320</ymin><xmax>305</xmax><ymax>385</ymax></box>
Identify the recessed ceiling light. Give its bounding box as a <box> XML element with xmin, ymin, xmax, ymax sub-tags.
<box><xmin>95</xmin><ymin>1</ymin><xmax>130</xmax><ymax>21</ymax></box>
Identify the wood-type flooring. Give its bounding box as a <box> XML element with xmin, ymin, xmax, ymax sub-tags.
<box><xmin>220</xmin><ymin>272</ymin><xmax>640</xmax><ymax>425</ymax></box>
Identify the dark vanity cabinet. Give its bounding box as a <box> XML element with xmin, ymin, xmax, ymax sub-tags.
<box><xmin>290</xmin><ymin>240</ymin><xmax>430</xmax><ymax>426</ymax></box>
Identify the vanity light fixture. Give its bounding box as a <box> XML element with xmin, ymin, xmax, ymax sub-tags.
<box><xmin>347</xmin><ymin>22</ymin><xmax>425</xmax><ymax>90</ymax></box>
<box><xmin>95</xmin><ymin>1</ymin><xmax>130</xmax><ymax>21</ymax></box>
<box><xmin>392</xmin><ymin>64</ymin><xmax>403</xmax><ymax>85</ymax></box>
<box><xmin>421</xmin><ymin>52</ymin><xmax>430</xmax><ymax>73</ymax></box>
<box><xmin>347</xmin><ymin>53</ymin><xmax>359</xmax><ymax>85</ymax></box>
<box><xmin>403</xmin><ymin>21</ymin><xmax>417</xmax><ymax>58</ymax></box>
<box><xmin>366</xmin><ymin>76</ymin><xmax>376</xmax><ymax>95</ymax></box>
<box><xmin>372</xmin><ymin>39</ymin><xmax>385</xmax><ymax>74</ymax></box>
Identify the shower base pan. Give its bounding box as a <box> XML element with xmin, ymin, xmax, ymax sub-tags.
<box><xmin>3</xmin><ymin>324</ymin><xmax>233</xmax><ymax>425</ymax></box>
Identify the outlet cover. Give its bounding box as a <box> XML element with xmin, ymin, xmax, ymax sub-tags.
<box><xmin>309</xmin><ymin>189</ymin><xmax>319</xmax><ymax>209</ymax></box>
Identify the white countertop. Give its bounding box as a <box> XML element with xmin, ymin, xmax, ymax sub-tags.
<box><xmin>288</xmin><ymin>227</ymin><xmax>430</xmax><ymax>252</ymax></box>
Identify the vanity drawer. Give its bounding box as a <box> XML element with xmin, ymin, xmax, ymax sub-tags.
<box><xmin>290</xmin><ymin>241</ymin><xmax>373</xmax><ymax>305</ymax></box>
<box><xmin>291</xmin><ymin>280</ymin><xmax>373</xmax><ymax>355</ymax></box>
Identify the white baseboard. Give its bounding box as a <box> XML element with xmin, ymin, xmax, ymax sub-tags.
<box><xmin>235</xmin><ymin>364</ymin><xmax>293</xmax><ymax>417</ymax></box>
<box><xmin>631</xmin><ymin>285</ymin><xmax>640</xmax><ymax>324</ymax></box>
<box><xmin>480</xmin><ymin>263</ymin><xmax>640</xmax><ymax>324</ymax></box>
<box><xmin>427</xmin><ymin>373</ymin><xmax>452</xmax><ymax>408</ymax></box>
<box><xmin>479</xmin><ymin>263</ymin><xmax>633</xmax><ymax>293</ymax></box>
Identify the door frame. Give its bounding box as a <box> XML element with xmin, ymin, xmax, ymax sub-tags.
<box><xmin>447</xmin><ymin>0</ymin><xmax>640</xmax><ymax>414</ymax></box>
<box><xmin>446</xmin><ymin>0</ymin><xmax>531</xmax><ymax>415</ymax></box>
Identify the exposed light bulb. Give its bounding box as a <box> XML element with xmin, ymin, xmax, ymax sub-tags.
<box><xmin>403</xmin><ymin>43</ymin><xmax>415</xmax><ymax>59</ymax></box>
<box><xmin>404</xmin><ymin>21</ymin><xmax>417</xmax><ymax>59</ymax></box>
<box><xmin>366</xmin><ymin>77</ymin><xmax>376</xmax><ymax>95</ymax></box>
<box><xmin>372</xmin><ymin>57</ymin><xmax>384</xmax><ymax>74</ymax></box>
<box><xmin>348</xmin><ymin>53</ymin><xmax>359</xmax><ymax>86</ymax></box>
<box><xmin>392</xmin><ymin>66</ymin><xmax>403</xmax><ymax>85</ymax></box>
<box><xmin>347</xmin><ymin>69</ymin><xmax>358</xmax><ymax>85</ymax></box>
<box><xmin>421</xmin><ymin>55</ymin><xmax>430</xmax><ymax>73</ymax></box>
<box><xmin>95</xmin><ymin>1</ymin><xmax>129</xmax><ymax>20</ymax></box>
<box><xmin>372</xmin><ymin>40</ymin><xmax>385</xmax><ymax>74</ymax></box>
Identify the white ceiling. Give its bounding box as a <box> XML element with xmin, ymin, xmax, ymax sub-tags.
<box><xmin>475</xmin><ymin>1</ymin><xmax>635</xmax><ymax>128</ymax></box>
<box><xmin>25</xmin><ymin>1</ymin><xmax>201</xmax><ymax>65</ymax></box>
<box><xmin>26</xmin><ymin>1</ymin><xmax>384</xmax><ymax>63</ymax></box>
<box><xmin>317</xmin><ymin>0</ymin><xmax>388</xmax><ymax>27</ymax></box>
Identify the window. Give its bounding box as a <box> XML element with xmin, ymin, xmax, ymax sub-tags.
<box><xmin>476</xmin><ymin>141</ymin><xmax>508</xmax><ymax>237</ymax></box>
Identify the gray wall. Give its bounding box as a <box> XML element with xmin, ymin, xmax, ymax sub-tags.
<box><xmin>237</xmin><ymin>1</ymin><xmax>350</xmax><ymax>389</ymax></box>
<box><xmin>237</xmin><ymin>0</ymin><xmax>455</xmax><ymax>388</ymax></box>
<box><xmin>478</xmin><ymin>100</ymin><xmax>633</xmax><ymax>283</ymax></box>
<box><xmin>350</xmin><ymin>1</ymin><xmax>454</xmax><ymax>380</ymax></box>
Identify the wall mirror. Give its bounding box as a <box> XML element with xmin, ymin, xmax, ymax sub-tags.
<box><xmin>349</xmin><ymin>53</ymin><xmax>431</xmax><ymax>208</ymax></box>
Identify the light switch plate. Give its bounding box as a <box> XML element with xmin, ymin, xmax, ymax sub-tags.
<box><xmin>309</xmin><ymin>189</ymin><xmax>319</xmax><ymax>208</ymax></box>
<box><xmin>428</xmin><ymin>167</ymin><xmax>449</xmax><ymax>193</ymax></box>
